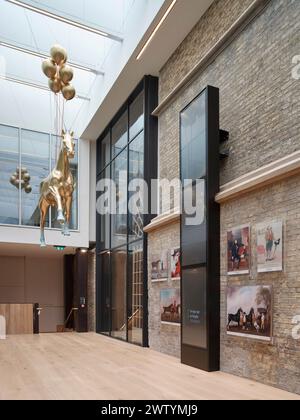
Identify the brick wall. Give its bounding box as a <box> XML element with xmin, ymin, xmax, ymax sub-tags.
<box><xmin>151</xmin><ymin>0</ymin><xmax>300</xmax><ymax>393</ymax></box>
<box><xmin>221</xmin><ymin>177</ymin><xmax>300</xmax><ymax>394</ymax></box>
<box><xmin>148</xmin><ymin>223</ymin><xmax>181</xmax><ymax>358</ymax></box>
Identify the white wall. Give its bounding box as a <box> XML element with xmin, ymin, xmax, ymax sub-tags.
<box><xmin>0</xmin><ymin>138</ymin><xmax>90</xmax><ymax>248</ymax></box>
<box><xmin>0</xmin><ymin>255</ymin><xmax>64</xmax><ymax>333</ymax></box>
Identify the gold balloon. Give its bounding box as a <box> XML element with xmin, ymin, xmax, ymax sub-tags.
<box><xmin>10</xmin><ymin>175</ymin><xmax>17</xmax><ymax>185</ymax></box>
<box><xmin>42</xmin><ymin>59</ymin><xmax>57</xmax><ymax>79</ymax></box>
<box><xmin>25</xmin><ymin>185</ymin><xmax>32</xmax><ymax>194</ymax></box>
<box><xmin>49</xmin><ymin>77</ymin><xmax>62</xmax><ymax>94</ymax></box>
<box><xmin>50</xmin><ymin>45</ymin><xmax>67</xmax><ymax>65</ymax></box>
<box><xmin>62</xmin><ymin>84</ymin><xmax>76</xmax><ymax>101</ymax></box>
<box><xmin>59</xmin><ymin>65</ymin><xmax>74</xmax><ymax>84</ymax></box>
<box><xmin>23</xmin><ymin>173</ymin><xmax>31</xmax><ymax>182</ymax></box>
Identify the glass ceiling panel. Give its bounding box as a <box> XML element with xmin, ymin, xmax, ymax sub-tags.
<box><xmin>0</xmin><ymin>0</ymin><xmax>146</xmax><ymax>136</ymax></box>
<box><xmin>0</xmin><ymin>0</ymin><xmax>116</xmax><ymax>69</ymax></box>
<box><xmin>20</xmin><ymin>0</ymin><xmax>134</xmax><ymax>35</ymax></box>
<box><xmin>0</xmin><ymin>0</ymin><xmax>137</xmax><ymax>134</ymax></box>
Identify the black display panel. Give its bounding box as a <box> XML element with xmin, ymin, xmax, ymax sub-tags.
<box><xmin>182</xmin><ymin>267</ymin><xmax>207</xmax><ymax>349</ymax></box>
<box><xmin>180</xmin><ymin>86</ymin><xmax>220</xmax><ymax>372</ymax></box>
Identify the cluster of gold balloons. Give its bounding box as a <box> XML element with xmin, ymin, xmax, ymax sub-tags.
<box><xmin>42</xmin><ymin>45</ymin><xmax>76</xmax><ymax>101</ymax></box>
<box><xmin>10</xmin><ymin>167</ymin><xmax>32</xmax><ymax>194</ymax></box>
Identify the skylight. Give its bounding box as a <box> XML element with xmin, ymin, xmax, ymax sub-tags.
<box><xmin>0</xmin><ymin>0</ymin><xmax>135</xmax><ymax>133</ymax></box>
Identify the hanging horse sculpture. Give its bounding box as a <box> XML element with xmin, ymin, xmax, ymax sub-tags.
<box><xmin>39</xmin><ymin>130</ymin><xmax>75</xmax><ymax>247</ymax></box>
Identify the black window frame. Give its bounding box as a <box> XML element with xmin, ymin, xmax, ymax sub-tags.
<box><xmin>96</xmin><ymin>76</ymin><xmax>158</xmax><ymax>347</ymax></box>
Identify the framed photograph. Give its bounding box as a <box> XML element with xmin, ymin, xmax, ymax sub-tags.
<box><xmin>160</xmin><ymin>289</ymin><xmax>181</xmax><ymax>325</ymax></box>
<box><xmin>227</xmin><ymin>225</ymin><xmax>250</xmax><ymax>275</ymax></box>
<box><xmin>151</xmin><ymin>251</ymin><xmax>168</xmax><ymax>281</ymax></box>
<box><xmin>256</xmin><ymin>221</ymin><xmax>283</xmax><ymax>273</ymax></box>
<box><xmin>227</xmin><ymin>285</ymin><xmax>272</xmax><ymax>342</ymax></box>
<box><xmin>170</xmin><ymin>248</ymin><xmax>181</xmax><ymax>280</ymax></box>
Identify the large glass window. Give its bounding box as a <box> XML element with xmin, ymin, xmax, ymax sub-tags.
<box><xmin>129</xmin><ymin>91</ymin><xmax>144</xmax><ymax>141</ymax></box>
<box><xmin>111</xmin><ymin>148</ymin><xmax>128</xmax><ymax>249</ymax></box>
<box><xmin>181</xmin><ymin>95</ymin><xmax>206</xmax><ymax>180</ymax></box>
<box><xmin>0</xmin><ymin>124</ymin><xmax>79</xmax><ymax>230</ymax></box>
<box><xmin>98</xmin><ymin>166</ymin><xmax>111</xmax><ymax>250</ymax></box>
<box><xmin>101</xmin><ymin>133</ymin><xmax>111</xmax><ymax>171</ymax></box>
<box><xmin>21</xmin><ymin>129</ymin><xmax>50</xmax><ymax>227</ymax></box>
<box><xmin>112</xmin><ymin>110</ymin><xmax>128</xmax><ymax>158</ymax></box>
<box><xmin>111</xmin><ymin>246</ymin><xmax>127</xmax><ymax>340</ymax></box>
<box><xmin>128</xmin><ymin>241</ymin><xmax>143</xmax><ymax>345</ymax></box>
<box><xmin>129</xmin><ymin>132</ymin><xmax>144</xmax><ymax>241</ymax></box>
<box><xmin>97</xmin><ymin>86</ymin><xmax>146</xmax><ymax>346</ymax></box>
<box><xmin>0</xmin><ymin>125</ymin><xmax>19</xmax><ymax>225</ymax></box>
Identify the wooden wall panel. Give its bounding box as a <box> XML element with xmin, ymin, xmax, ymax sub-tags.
<box><xmin>0</xmin><ymin>304</ymin><xmax>33</xmax><ymax>334</ymax></box>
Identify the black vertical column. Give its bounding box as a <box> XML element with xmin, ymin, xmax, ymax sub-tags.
<box><xmin>143</xmin><ymin>75</ymin><xmax>158</xmax><ymax>348</ymax></box>
<box><xmin>180</xmin><ymin>86</ymin><xmax>220</xmax><ymax>372</ymax></box>
<box><xmin>64</xmin><ymin>254</ymin><xmax>75</xmax><ymax>330</ymax></box>
<box><xmin>74</xmin><ymin>250</ymin><xmax>88</xmax><ymax>333</ymax></box>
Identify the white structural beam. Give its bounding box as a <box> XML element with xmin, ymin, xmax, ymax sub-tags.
<box><xmin>0</xmin><ymin>39</ymin><xmax>104</xmax><ymax>75</ymax></box>
<box><xmin>0</xmin><ymin>74</ymin><xmax>90</xmax><ymax>101</ymax></box>
<box><xmin>5</xmin><ymin>0</ymin><xmax>124</xmax><ymax>42</ymax></box>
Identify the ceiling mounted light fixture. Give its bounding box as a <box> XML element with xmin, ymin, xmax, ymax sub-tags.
<box><xmin>5</xmin><ymin>0</ymin><xmax>123</xmax><ymax>42</ymax></box>
<box><xmin>136</xmin><ymin>0</ymin><xmax>177</xmax><ymax>60</ymax></box>
<box><xmin>0</xmin><ymin>74</ymin><xmax>90</xmax><ymax>101</ymax></box>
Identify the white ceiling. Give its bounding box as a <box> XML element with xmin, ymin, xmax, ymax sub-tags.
<box><xmin>0</xmin><ymin>242</ymin><xmax>76</xmax><ymax>257</ymax></box>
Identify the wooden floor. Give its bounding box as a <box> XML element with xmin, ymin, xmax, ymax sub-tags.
<box><xmin>0</xmin><ymin>333</ymin><xmax>299</xmax><ymax>400</ymax></box>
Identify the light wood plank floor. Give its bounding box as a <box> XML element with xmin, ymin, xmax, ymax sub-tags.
<box><xmin>0</xmin><ymin>333</ymin><xmax>299</xmax><ymax>400</ymax></box>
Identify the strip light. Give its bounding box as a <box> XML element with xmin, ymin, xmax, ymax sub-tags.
<box><xmin>5</xmin><ymin>0</ymin><xmax>123</xmax><ymax>42</ymax></box>
<box><xmin>136</xmin><ymin>0</ymin><xmax>177</xmax><ymax>60</ymax></box>
<box><xmin>0</xmin><ymin>40</ymin><xmax>104</xmax><ymax>75</ymax></box>
<box><xmin>0</xmin><ymin>74</ymin><xmax>90</xmax><ymax>101</ymax></box>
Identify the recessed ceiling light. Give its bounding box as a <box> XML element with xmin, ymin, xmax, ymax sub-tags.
<box><xmin>137</xmin><ymin>0</ymin><xmax>177</xmax><ymax>60</ymax></box>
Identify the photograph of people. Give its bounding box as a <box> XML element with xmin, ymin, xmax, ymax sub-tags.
<box><xmin>257</xmin><ymin>221</ymin><xmax>282</xmax><ymax>273</ymax></box>
<box><xmin>227</xmin><ymin>226</ymin><xmax>250</xmax><ymax>275</ymax></box>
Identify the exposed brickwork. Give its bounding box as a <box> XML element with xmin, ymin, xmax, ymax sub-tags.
<box><xmin>159</xmin><ymin>0</ymin><xmax>254</xmax><ymax>101</ymax></box>
<box><xmin>159</xmin><ymin>0</ymin><xmax>300</xmax><ymax>186</ymax></box>
<box><xmin>148</xmin><ymin>223</ymin><xmax>181</xmax><ymax>358</ymax></box>
<box><xmin>221</xmin><ymin>177</ymin><xmax>300</xmax><ymax>395</ymax></box>
<box><xmin>150</xmin><ymin>0</ymin><xmax>300</xmax><ymax>394</ymax></box>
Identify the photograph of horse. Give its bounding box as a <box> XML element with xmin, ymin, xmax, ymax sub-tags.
<box><xmin>161</xmin><ymin>289</ymin><xmax>181</xmax><ymax>324</ymax></box>
<box><xmin>227</xmin><ymin>286</ymin><xmax>272</xmax><ymax>341</ymax></box>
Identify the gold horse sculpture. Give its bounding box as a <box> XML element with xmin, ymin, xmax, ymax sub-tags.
<box><xmin>39</xmin><ymin>130</ymin><xmax>75</xmax><ymax>247</ymax></box>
